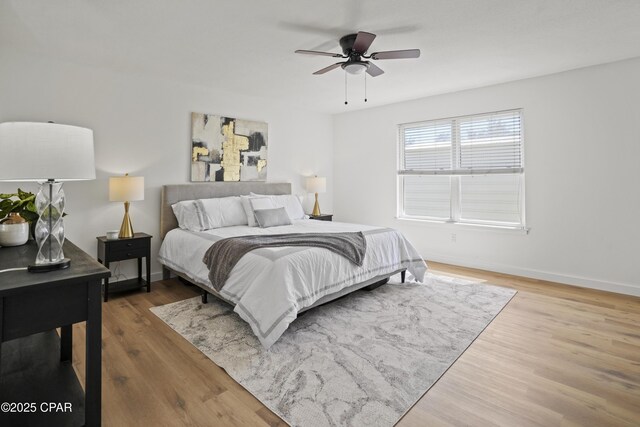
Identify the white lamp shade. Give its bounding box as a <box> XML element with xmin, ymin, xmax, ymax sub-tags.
<box><xmin>306</xmin><ymin>176</ymin><xmax>326</xmax><ymax>193</ymax></box>
<box><xmin>0</xmin><ymin>122</ymin><xmax>95</xmax><ymax>181</ymax></box>
<box><xmin>109</xmin><ymin>176</ymin><xmax>145</xmax><ymax>202</ymax></box>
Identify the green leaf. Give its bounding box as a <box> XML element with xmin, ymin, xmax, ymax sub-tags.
<box><xmin>17</xmin><ymin>188</ymin><xmax>31</xmax><ymax>199</ymax></box>
<box><xmin>0</xmin><ymin>188</ymin><xmax>64</xmax><ymax>222</ymax></box>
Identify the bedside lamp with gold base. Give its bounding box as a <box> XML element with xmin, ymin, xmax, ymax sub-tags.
<box><xmin>306</xmin><ymin>176</ymin><xmax>326</xmax><ymax>216</ymax></box>
<box><xmin>109</xmin><ymin>174</ymin><xmax>144</xmax><ymax>239</ymax></box>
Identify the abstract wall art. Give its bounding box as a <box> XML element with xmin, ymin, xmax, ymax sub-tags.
<box><xmin>191</xmin><ymin>112</ymin><xmax>268</xmax><ymax>182</ymax></box>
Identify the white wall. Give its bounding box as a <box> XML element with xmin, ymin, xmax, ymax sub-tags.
<box><xmin>333</xmin><ymin>57</ymin><xmax>640</xmax><ymax>296</ymax></box>
<box><xmin>0</xmin><ymin>51</ymin><xmax>333</xmax><ymax>281</ymax></box>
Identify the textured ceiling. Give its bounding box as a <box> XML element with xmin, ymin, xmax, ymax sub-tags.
<box><xmin>2</xmin><ymin>0</ymin><xmax>640</xmax><ymax>114</ymax></box>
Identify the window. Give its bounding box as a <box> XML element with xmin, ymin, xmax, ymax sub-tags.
<box><xmin>398</xmin><ymin>109</ymin><xmax>525</xmax><ymax>228</ymax></box>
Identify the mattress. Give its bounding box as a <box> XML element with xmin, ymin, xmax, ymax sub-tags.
<box><xmin>158</xmin><ymin>219</ymin><xmax>427</xmax><ymax>348</ymax></box>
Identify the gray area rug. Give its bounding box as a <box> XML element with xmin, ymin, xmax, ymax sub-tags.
<box><xmin>150</xmin><ymin>273</ymin><xmax>516</xmax><ymax>426</ymax></box>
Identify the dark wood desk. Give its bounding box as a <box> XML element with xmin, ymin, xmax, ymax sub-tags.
<box><xmin>0</xmin><ymin>240</ymin><xmax>110</xmax><ymax>426</ymax></box>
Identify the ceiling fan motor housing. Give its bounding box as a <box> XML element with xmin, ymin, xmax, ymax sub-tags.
<box><xmin>339</xmin><ymin>33</ymin><xmax>360</xmax><ymax>55</ymax></box>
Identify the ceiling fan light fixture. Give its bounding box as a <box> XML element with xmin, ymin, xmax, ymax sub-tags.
<box><xmin>342</xmin><ymin>62</ymin><xmax>368</xmax><ymax>74</ymax></box>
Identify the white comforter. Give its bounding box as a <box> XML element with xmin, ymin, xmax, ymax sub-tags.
<box><xmin>158</xmin><ymin>219</ymin><xmax>427</xmax><ymax>348</ymax></box>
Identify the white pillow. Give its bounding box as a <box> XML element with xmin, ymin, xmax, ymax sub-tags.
<box><xmin>249</xmin><ymin>193</ymin><xmax>305</xmax><ymax>220</ymax></box>
<box><xmin>172</xmin><ymin>196</ymin><xmax>248</xmax><ymax>231</ymax></box>
<box><xmin>171</xmin><ymin>200</ymin><xmax>202</xmax><ymax>231</ymax></box>
<box><xmin>196</xmin><ymin>196</ymin><xmax>248</xmax><ymax>229</ymax></box>
<box><xmin>240</xmin><ymin>196</ymin><xmax>277</xmax><ymax>227</ymax></box>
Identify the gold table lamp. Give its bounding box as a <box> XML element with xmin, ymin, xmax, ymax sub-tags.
<box><xmin>306</xmin><ymin>176</ymin><xmax>326</xmax><ymax>216</ymax></box>
<box><xmin>109</xmin><ymin>174</ymin><xmax>144</xmax><ymax>238</ymax></box>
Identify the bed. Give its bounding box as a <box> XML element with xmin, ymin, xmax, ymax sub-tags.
<box><xmin>158</xmin><ymin>182</ymin><xmax>427</xmax><ymax>348</ymax></box>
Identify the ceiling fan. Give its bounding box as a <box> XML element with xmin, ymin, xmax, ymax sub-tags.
<box><xmin>295</xmin><ymin>31</ymin><xmax>420</xmax><ymax>77</ymax></box>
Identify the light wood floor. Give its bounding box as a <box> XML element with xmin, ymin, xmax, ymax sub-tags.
<box><xmin>70</xmin><ymin>262</ymin><xmax>640</xmax><ymax>426</ymax></box>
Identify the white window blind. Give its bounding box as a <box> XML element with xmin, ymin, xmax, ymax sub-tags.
<box><xmin>459</xmin><ymin>174</ymin><xmax>523</xmax><ymax>225</ymax></box>
<box><xmin>403</xmin><ymin>175</ymin><xmax>451</xmax><ymax>219</ymax></box>
<box><xmin>403</xmin><ymin>121</ymin><xmax>452</xmax><ymax>171</ymax></box>
<box><xmin>459</xmin><ymin>111</ymin><xmax>523</xmax><ymax>171</ymax></box>
<box><xmin>398</xmin><ymin>109</ymin><xmax>525</xmax><ymax>228</ymax></box>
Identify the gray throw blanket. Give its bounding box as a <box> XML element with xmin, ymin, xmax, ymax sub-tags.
<box><xmin>203</xmin><ymin>232</ymin><xmax>367</xmax><ymax>291</ymax></box>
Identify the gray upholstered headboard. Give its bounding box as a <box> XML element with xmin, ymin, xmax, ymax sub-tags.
<box><xmin>160</xmin><ymin>182</ymin><xmax>292</xmax><ymax>238</ymax></box>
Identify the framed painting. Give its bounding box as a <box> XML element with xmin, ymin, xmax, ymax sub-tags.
<box><xmin>191</xmin><ymin>112</ymin><xmax>268</xmax><ymax>182</ymax></box>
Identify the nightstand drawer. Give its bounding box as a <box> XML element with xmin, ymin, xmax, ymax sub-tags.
<box><xmin>108</xmin><ymin>246</ymin><xmax>148</xmax><ymax>261</ymax></box>
<box><xmin>107</xmin><ymin>238</ymin><xmax>149</xmax><ymax>252</ymax></box>
<box><xmin>309</xmin><ymin>214</ymin><xmax>333</xmax><ymax>221</ymax></box>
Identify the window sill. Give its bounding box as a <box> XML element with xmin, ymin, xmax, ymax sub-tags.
<box><xmin>396</xmin><ymin>216</ymin><xmax>530</xmax><ymax>234</ymax></box>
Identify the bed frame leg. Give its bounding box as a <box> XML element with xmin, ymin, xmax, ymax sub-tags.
<box><xmin>201</xmin><ymin>290</ymin><xmax>208</xmax><ymax>304</ymax></box>
<box><xmin>162</xmin><ymin>266</ymin><xmax>171</xmax><ymax>280</ymax></box>
<box><xmin>401</xmin><ymin>270</ymin><xmax>406</xmax><ymax>283</ymax></box>
<box><xmin>364</xmin><ymin>277</ymin><xmax>389</xmax><ymax>291</ymax></box>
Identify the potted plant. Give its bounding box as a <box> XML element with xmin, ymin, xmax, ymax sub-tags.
<box><xmin>0</xmin><ymin>188</ymin><xmax>39</xmax><ymax>239</ymax></box>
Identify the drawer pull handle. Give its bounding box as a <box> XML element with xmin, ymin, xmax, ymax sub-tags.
<box><xmin>127</xmin><ymin>253</ymin><xmax>132</xmax><ymax>256</ymax></box>
<box><xmin>127</xmin><ymin>243</ymin><xmax>133</xmax><ymax>247</ymax></box>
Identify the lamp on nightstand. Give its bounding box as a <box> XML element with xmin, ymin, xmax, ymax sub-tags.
<box><xmin>306</xmin><ymin>176</ymin><xmax>326</xmax><ymax>216</ymax></box>
<box><xmin>109</xmin><ymin>174</ymin><xmax>144</xmax><ymax>239</ymax></box>
<box><xmin>0</xmin><ymin>122</ymin><xmax>96</xmax><ymax>272</ymax></box>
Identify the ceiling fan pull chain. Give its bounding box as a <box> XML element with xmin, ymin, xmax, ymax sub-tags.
<box><xmin>344</xmin><ymin>72</ymin><xmax>348</xmax><ymax>105</ymax></box>
<box><xmin>364</xmin><ymin>72</ymin><xmax>367</xmax><ymax>102</ymax></box>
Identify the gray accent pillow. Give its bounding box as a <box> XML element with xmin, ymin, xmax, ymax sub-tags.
<box><xmin>254</xmin><ymin>207</ymin><xmax>292</xmax><ymax>228</ymax></box>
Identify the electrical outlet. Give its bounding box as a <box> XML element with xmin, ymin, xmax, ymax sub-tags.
<box><xmin>451</xmin><ymin>233</ymin><xmax>457</xmax><ymax>243</ymax></box>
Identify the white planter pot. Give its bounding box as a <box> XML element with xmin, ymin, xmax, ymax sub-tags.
<box><xmin>0</xmin><ymin>222</ymin><xmax>29</xmax><ymax>246</ymax></box>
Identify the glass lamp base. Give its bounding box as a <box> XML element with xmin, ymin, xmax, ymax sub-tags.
<box><xmin>34</xmin><ymin>180</ymin><xmax>67</xmax><ymax>265</ymax></box>
<box><xmin>28</xmin><ymin>257</ymin><xmax>71</xmax><ymax>273</ymax></box>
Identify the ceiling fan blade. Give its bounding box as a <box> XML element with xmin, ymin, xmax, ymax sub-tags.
<box><xmin>370</xmin><ymin>49</ymin><xmax>421</xmax><ymax>60</ymax></box>
<box><xmin>353</xmin><ymin>31</ymin><xmax>376</xmax><ymax>53</ymax></box>
<box><xmin>295</xmin><ymin>49</ymin><xmax>344</xmax><ymax>58</ymax></box>
<box><xmin>366</xmin><ymin>62</ymin><xmax>384</xmax><ymax>77</ymax></box>
<box><xmin>313</xmin><ymin>62</ymin><xmax>344</xmax><ymax>75</ymax></box>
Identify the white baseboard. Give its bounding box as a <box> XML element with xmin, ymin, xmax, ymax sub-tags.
<box><xmin>151</xmin><ymin>271</ymin><xmax>165</xmax><ymax>283</ymax></box>
<box><xmin>120</xmin><ymin>263</ymin><xmax>639</xmax><ymax>298</ymax></box>
<box><xmin>425</xmin><ymin>253</ymin><xmax>640</xmax><ymax>297</ymax></box>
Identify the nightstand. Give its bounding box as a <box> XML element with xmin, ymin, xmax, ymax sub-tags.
<box><xmin>97</xmin><ymin>232</ymin><xmax>152</xmax><ymax>302</ymax></box>
<box><xmin>309</xmin><ymin>214</ymin><xmax>333</xmax><ymax>221</ymax></box>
